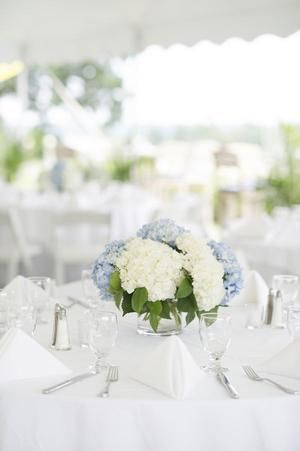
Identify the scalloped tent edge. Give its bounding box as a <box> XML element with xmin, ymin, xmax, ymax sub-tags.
<box><xmin>0</xmin><ymin>0</ymin><xmax>300</xmax><ymax>63</ymax></box>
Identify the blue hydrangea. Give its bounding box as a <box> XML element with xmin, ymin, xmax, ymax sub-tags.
<box><xmin>137</xmin><ymin>218</ymin><xmax>188</xmax><ymax>247</ymax></box>
<box><xmin>208</xmin><ymin>240</ymin><xmax>243</xmax><ymax>305</ymax></box>
<box><xmin>92</xmin><ymin>240</ymin><xmax>126</xmax><ymax>300</ymax></box>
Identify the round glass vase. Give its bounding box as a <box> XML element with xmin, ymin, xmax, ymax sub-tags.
<box><xmin>137</xmin><ymin>314</ymin><xmax>182</xmax><ymax>336</ymax></box>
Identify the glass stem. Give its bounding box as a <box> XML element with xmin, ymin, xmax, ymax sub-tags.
<box><xmin>95</xmin><ymin>357</ymin><xmax>103</xmax><ymax>373</ymax></box>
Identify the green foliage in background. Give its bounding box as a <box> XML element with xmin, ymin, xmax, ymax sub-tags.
<box><xmin>264</xmin><ymin>124</ymin><xmax>300</xmax><ymax>213</ymax></box>
<box><xmin>104</xmin><ymin>155</ymin><xmax>155</xmax><ymax>182</ymax></box>
<box><xmin>0</xmin><ymin>61</ymin><xmax>125</xmax><ymax>128</ymax></box>
<box><xmin>104</xmin><ymin>156</ymin><xmax>136</xmax><ymax>182</ymax></box>
<box><xmin>0</xmin><ymin>124</ymin><xmax>45</xmax><ymax>182</ymax></box>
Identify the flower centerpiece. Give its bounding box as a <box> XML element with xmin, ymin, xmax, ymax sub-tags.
<box><xmin>92</xmin><ymin>219</ymin><xmax>243</xmax><ymax>335</ymax></box>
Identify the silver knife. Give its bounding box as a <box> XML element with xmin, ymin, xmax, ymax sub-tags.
<box><xmin>217</xmin><ymin>372</ymin><xmax>240</xmax><ymax>399</ymax></box>
<box><xmin>42</xmin><ymin>371</ymin><xmax>97</xmax><ymax>394</ymax></box>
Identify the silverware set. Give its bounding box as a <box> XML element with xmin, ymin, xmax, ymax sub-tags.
<box><xmin>42</xmin><ymin>363</ymin><xmax>299</xmax><ymax>399</ymax></box>
<box><xmin>42</xmin><ymin>366</ymin><xmax>119</xmax><ymax>397</ymax></box>
<box><xmin>216</xmin><ymin>365</ymin><xmax>300</xmax><ymax>399</ymax></box>
<box><xmin>242</xmin><ymin>365</ymin><xmax>300</xmax><ymax>395</ymax></box>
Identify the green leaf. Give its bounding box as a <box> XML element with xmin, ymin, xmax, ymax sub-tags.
<box><xmin>113</xmin><ymin>291</ymin><xmax>122</xmax><ymax>309</ymax></box>
<box><xmin>176</xmin><ymin>277</ymin><xmax>193</xmax><ymax>299</ymax></box>
<box><xmin>161</xmin><ymin>301</ymin><xmax>171</xmax><ymax>319</ymax></box>
<box><xmin>149</xmin><ymin>312</ymin><xmax>160</xmax><ymax>332</ymax></box>
<box><xmin>109</xmin><ymin>271</ymin><xmax>122</xmax><ymax>293</ymax></box>
<box><xmin>147</xmin><ymin>301</ymin><xmax>162</xmax><ymax>316</ymax></box>
<box><xmin>177</xmin><ymin>297</ymin><xmax>193</xmax><ymax>313</ymax></box>
<box><xmin>186</xmin><ymin>310</ymin><xmax>195</xmax><ymax>325</ymax></box>
<box><xmin>170</xmin><ymin>304</ymin><xmax>182</xmax><ymax>328</ymax></box>
<box><xmin>208</xmin><ymin>305</ymin><xmax>219</xmax><ymax>315</ymax></box>
<box><xmin>132</xmin><ymin>287</ymin><xmax>148</xmax><ymax>314</ymax></box>
<box><xmin>197</xmin><ymin>305</ymin><xmax>219</xmax><ymax>323</ymax></box>
<box><xmin>122</xmin><ymin>292</ymin><xmax>134</xmax><ymax>316</ymax></box>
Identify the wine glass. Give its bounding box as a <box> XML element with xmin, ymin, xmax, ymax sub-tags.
<box><xmin>27</xmin><ymin>276</ymin><xmax>53</xmax><ymax>323</ymax></box>
<box><xmin>287</xmin><ymin>305</ymin><xmax>300</xmax><ymax>341</ymax></box>
<box><xmin>12</xmin><ymin>305</ymin><xmax>37</xmax><ymax>336</ymax></box>
<box><xmin>81</xmin><ymin>268</ymin><xmax>99</xmax><ymax>308</ymax></box>
<box><xmin>273</xmin><ymin>274</ymin><xmax>299</xmax><ymax>326</ymax></box>
<box><xmin>0</xmin><ymin>289</ymin><xmax>9</xmax><ymax>337</ymax></box>
<box><xmin>199</xmin><ymin>313</ymin><xmax>232</xmax><ymax>373</ymax></box>
<box><xmin>6</xmin><ymin>288</ymin><xmax>37</xmax><ymax>336</ymax></box>
<box><xmin>89</xmin><ymin>311</ymin><xmax>118</xmax><ymax>373</ymax></box>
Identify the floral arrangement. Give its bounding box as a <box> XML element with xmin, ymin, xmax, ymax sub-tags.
<box><xmin>92</xmin><ymin>219</ymin><xmax>243</xmax><ymax>332</ymax></box>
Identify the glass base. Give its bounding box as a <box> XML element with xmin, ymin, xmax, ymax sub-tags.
<box><xmin>137</xmin><ymin>316</ymin><xmax>182</xmax><ymax>336</ymax></box>
<box><xmin>90</xmin><ymin>360</ymin><xmax>109</xmax><ymax>373</ymax></box>
<box><xmin>201</xmin><ymin>365</ymin><xmax>228</xmax><ymax>373</ymax></box>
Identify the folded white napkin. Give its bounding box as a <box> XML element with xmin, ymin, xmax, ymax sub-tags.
<box><xmin>259</xmin><ymin>337</ymin><xmax>300</xmax><ymax>379</ymax></box>
<box><xmin>0</xmin><ymin>328</ymin><xmax>71</xmax><ymax>383</ymax></box>
<box><xmin>132</xmin><ymin>336</ymin><xmax>201</xmax><ymax>399</ymax></box>
<box><xmin>232</xmin><ymin>270</ymin><xmax>268</xmax><ymax>308</ymax></box>
<box><xmin>4</xmin><ymin>275</ymin><xmax>48</xmax><ymax>305</ymax></box>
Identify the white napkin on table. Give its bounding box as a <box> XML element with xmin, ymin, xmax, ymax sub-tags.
<box><xmin>0</xmin><ymin>328</ymin><xmax>71</xmax><ymax>383</ymax></box>
<box><xmin>4</xmin><ymin>275</ymin><xmax>48</xmax><ymax>305</ymax></box>
<box><xmin>232</xmin><ymin>270</ymin><xmax>268</xmax><ymax>308</ymax></box>
<box><xmin>259</xmin><ymin>337</ymin><xmax>300</xmax><ymax>379</ymax></box>
<box><xmin>132</xmin><ymin>336</ymin><xmax>201</xmax><ymax>399</ymax></box>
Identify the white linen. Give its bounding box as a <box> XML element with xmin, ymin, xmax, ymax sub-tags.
<box><xmin>0</xmin><ymin>328</ymin><xmax>70</xmax><ymax>382</ymax></box>
<box><xmin>4</xmin><ymin>275</ymin><xmax>48</xmax><ymax>305</ymax></box>
<box><xmin>232</xmin><ymin>270</ymin><xmax>268</xmax><ymax>308</ymax></box>
<box><xmin>133</xmin><ymin>335</ymin><xmax>201</xmax><ymax>399</ymax></box>
<box><xmin>0</xmin><ymin>281</ymin><xmax>300</xmax><ymax>451</ymax></box>
<box><xmin>260</xmin><ymin>337</ymin><xmax>300</xmax><ymax>379</ymax></box>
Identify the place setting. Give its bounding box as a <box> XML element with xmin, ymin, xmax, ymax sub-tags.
<box><xmin>1</xmin><ymin>218</ymin><xmax>300</xmax><ymax>405</ymax></box>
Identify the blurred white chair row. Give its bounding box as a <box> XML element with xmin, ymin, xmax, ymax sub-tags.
<box><xmin>0</xmin><ymin>208</ymin><xmax>41</xmax><ymax>280</ymax></box>
<box><xmin>223</xmin><ymin>210</ymin><xmax>300</xmax><ymax>282</ymax></box>
<box><xmin>0</xmin><ymin>208</ymin><xmax>111</xmax><ymax>285</ymax></box>
<box><xmin>52</xmin><ymin>210</ymin><xmax>110</xmax><ymax>284</ymax></box>
<box><xmin>0</xmin><ymin>183</ymin><xmax>208</xmax><ymax>284</ymax></box>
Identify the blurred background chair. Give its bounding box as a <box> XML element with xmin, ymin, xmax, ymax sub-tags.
<box><xmin>50</xmin><ymin>209</ymin><xmax>111</xmax><ymax>284</ymax></box>
<box><xmin>0</xmin><ymin>208</ymin><xmax>41</xmax><ymax>283</ymax></box>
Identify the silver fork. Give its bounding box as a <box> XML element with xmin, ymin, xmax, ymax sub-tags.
<box><xmin>243</xmin><ymin>365</ymin><xmax>300</xmax><ymax>395</ymax></box>
<box><xmin>97</xmin><ymin>366</ymin><xmax>118</xmax><ymax>398</ymax></box>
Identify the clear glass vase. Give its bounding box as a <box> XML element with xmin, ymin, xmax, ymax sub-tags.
<box><xmin>137</xmin><ymin>314</ymin><xmax>182</xmax><ymax>336</ymax></box>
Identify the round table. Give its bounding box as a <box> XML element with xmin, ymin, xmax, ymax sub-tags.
<box><xmin>0</xmin><ymin>282</ymin><xmax>300</xmax><ymax>451</ymax></box>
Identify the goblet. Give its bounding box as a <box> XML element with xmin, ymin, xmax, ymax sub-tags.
<box><xmin>89</xmin><ymin>311</ymin><xmax>118</xmax><ymax>373</ymax></box>
<box><xmin>199</xmin><ymin>313</ymin><xmax>231</xmax><ymax>373</ymax></box>
<box><xmin>287</xmin><ymin>305</ymin><xmax>300</xmax><ymax>340</ymax></box>
<box><xmin>81</xmin><ymin>268</ymin><xmax>99</xmax><ymax>308</ymax></box>
<box><xmin>6</xmin><ymin>290</ymin><xmax>37</xmax><ymax>336</ymax></box>
<box><xmin>273</xmin><ymin>275</ymin><xmax>299</xmax><ymax>309</ymax></box>
<box><xmin>27</xmin><ymin>276</ymin><xmax>52</xmax><ymax>323</ymax></box>
<box><xmin>0</xmin><ymin>289</ymin><xmax>8</xmax><ymax>337</ymax></box>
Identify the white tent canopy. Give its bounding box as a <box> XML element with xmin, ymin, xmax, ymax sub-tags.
<box><xmin>1</xmin><ymin>0</ymin><xmax>300</xmax><ymax>63</ymax></box>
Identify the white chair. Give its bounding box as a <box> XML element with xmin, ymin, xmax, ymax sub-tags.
<box><xmin>0</xmin><ymin>208</ymin><xmax>41</xmax><ymax>282</ymax></box>
<box><xmin>51</xmin><ymin>209</ymin><xmax>111</xmax><ymax>284</ymax></box>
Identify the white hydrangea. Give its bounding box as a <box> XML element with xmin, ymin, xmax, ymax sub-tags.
<box><xmin>176</xmin><ymin>234</ymin><xmax>225</xmax><ymax>311</ymax></box>
<box><xmin>116</xmin><ymin>238</ymin><xmax>183</xmax><ymax>302</ymax></box>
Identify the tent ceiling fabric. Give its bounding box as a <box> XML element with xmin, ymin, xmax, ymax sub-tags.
<box><xmin>1</xmin><ymin>0</ymin><xmax>300</xmax><ymax>63</ymax></box>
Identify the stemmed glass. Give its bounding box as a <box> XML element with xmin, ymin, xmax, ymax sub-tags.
<box><xmin>287</xmin><ymin>305</ymin><xmax>300</xmax><ymax>341</ymax></box>
<box><xmin>5</xmin><ymin>287</ymin><xmax>37</xmax><ymax>336</ymax></box>
<box><xmin>272</xmin><ymin>275</ymin><xmax>299</xmax><ymax>309</ymax></box>
<box><xmin>0</xmin><ymin>289</ymin><xmax>9</xmax><ymax>337</ymax></box>
<box><xmin>89</xmin><ymin>311</ymin><xmax>118</xmax><ymax>373</ymax></box>
<box><xmin>199</xmin><ymin>313</ymin><xmax>232</xmax><ymax>373</ymax></box>
<box><xmin>273</xmin><ymin>275</ymin><xmax>299</xmax><ymax>325</ymax></box>
<box><xmin>81</xmin><ymin>269</ymin><xmax>99</xmax><ymax>308</ymax></box>
<box><xmin>27</xmin><ymin>276</ymin><xmax>53</xmax><ymax>323</ymax></box>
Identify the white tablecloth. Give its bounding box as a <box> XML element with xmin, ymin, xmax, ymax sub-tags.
<box><xmin>1</xmin><ymin>282</ymin><xmax>300</xmax><ymax>451</ymax></box>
